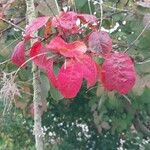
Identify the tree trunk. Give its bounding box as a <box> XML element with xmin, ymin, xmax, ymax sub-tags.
<box><xmin>25</xmin><ymin>0</ymin><xmax>44</xmax><ymax>150</ymax></box>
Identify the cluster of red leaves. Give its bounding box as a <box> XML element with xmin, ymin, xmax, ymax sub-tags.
<box><xmin>11</xmin><ymin>11</ymin><xmax>136</xmax><ymax>98</ymax></box>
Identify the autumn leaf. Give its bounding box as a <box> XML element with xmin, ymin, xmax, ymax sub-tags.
<box><xmin>57</xmin><ymin>59</ymin><xmax>83</xmax><ymax>98</ymax></box>
<box><xmin>29</xmin><ymin>41</ymin><xmax>57</xmax><ymax>88</ymax></box>
<box><xmin>88</xmin><ymin>31</ymin><xmax>112</xmax><ymax>57</ymax></box>
<box><xmin>101</xmin><ymin>52</ymin><xmax>136</xmax><ymax>94</ymax></box>
<box><xmin>25</xmin><ymin>16</ymin><xmax>50</xmax><ymax>38</ymax></box>
<box><xmin>52</xmin><ymin>11</ymin><xmax>79</xmax><ymax>34</ymax></box>
<box><xmin>11</xmin><ymin>41</ymin><xmax>26</xmax><ymax>66</ymax></box>
<box><xmin>44</xmin><ymin>20</ymin><xmax>52</xmax><ymax>39</ymax></box>
<box><xmin>79</xmin><ymin>55</ymin><xmax>98</xmax><ymax>88</ymax></box>
<box><xmin>46</xmin><ymin>36</ymin><xmax>87</xmax><ymax>57</ymax></box>
<box><xmin>29</xmin><ymin>41</ymin><xmax>48</xmax><ymax>70</ymax></box>
<box><xmin>78</xmin><ymin>14</ymin><xmax>98</xmax><ymax>26</ymax></box>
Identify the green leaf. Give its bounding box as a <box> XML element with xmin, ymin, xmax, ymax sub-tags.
<box><xmin>74</xmin><ymin>0</ymin><xmax>87</xmax><ymax>9</ymax></box>
<box><xmin>138</xmin><ymin>87</ymin><xmax>150</xmax><ymax>104</ymax></box>
<box><xmin>50</xmin><ymin>84</ymin><xmax>64</xmax><ymax>101</ymax></box>
<box><xmin>40</xmin><ymin>74</ymin><xmax>50</xmax><ymax>99</ymax></box>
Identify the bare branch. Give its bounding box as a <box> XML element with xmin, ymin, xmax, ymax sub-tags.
<box><xmin>124</xmin><ymin>20</ymin><xmax>150</xmax><ymax>53</ymax></box>
<box><xmin>0</xmin><ymin>17</ymin><xmax>25</xmax><ymax>32</ymax></box>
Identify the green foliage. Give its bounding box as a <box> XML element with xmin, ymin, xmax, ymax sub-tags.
<box><xmin>0</xmin><ymin>0</ymin><xmax>150</xmax><ymax>149</ymax></box>
<box><xmin>0</xmin><ymin>102</ymin><xmax>35</xmax><ymax>149</ymax></box>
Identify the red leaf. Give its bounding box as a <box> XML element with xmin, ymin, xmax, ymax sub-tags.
<box><xmin>88</xmin><ymin>31</ymin><xmax>112</xmax><ymax>57</ymax></box>
<box><xmin>79</xmin><ymin>55</ymin><xmax>98</xmax><ymax>88</ymax></box>
<box><xmin>29</xmin><ymin>42</ymin><xmax>57</xmax><ymax>88</ymax></box>
<box><xmin>57</xmin><ymin>59</ymin><xmax>83</xmax><ymax>98</ymax></box>
<box><xmin>29</xmin><ymin>41</ymin><xmax>48</xmax><ymax>70</ymax></box>
<box><xmin>101</xmin><ymin>52</ymin><xmax>136</xmax><ymax>94</ymax></box>
<box><xmin>25</xmin><ymin>16</ymin><xmax>49</xmax><ymax>37</ymax></box>
<box><xmin>78</xmin><ymin>14</ymin><xmax>98</xmax><ymax>25</ymax></box>
<box><xmin>46</xmin><ymin>36</ymin><xmax>87</xmax><ymax>57</ymax></box>
<box><xmin>46</xmin><ymin>36</ymin><xmax>66</xmax><ymax>53</ymax></box>
<box><xmin>52</xmin><ymin>11</ymin><xmax>79</xmax><ymax>34</ymax></box>
<box><xmin>11</xmin><ymin>41</ymin><xmax>26</xmax><ymax>66</ymax></box>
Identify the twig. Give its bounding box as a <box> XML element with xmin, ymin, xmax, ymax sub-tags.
<box><xmin>99</xmin><ymin>0</ymin><xmax>103</xmax><ymax>28</ymax></box>
<box><xmin>122</xmin><ymin>95</ymin><xmax>131</xmax><ymax>104</ymax></box>
<box><xmin>54</xmin><ymin>0</ymin><xmax>60</xmax><ymax>14</ymax></box>
<box><xmin>0</xmin><ymin>17</ymin><xmax>26</xmax><ymax>35</ymax></box>
<box><xmin>44</xmin><ymin>0</ymin><xmax>58</xmax><ymax>17</ymax></box>
<box><xmin>0</xmin><ymin>17</ymin><xmax>43</xmax><ymax>40</ymax></box>
<box><xmin>1</xmin><ymin>36</ymin><xmax>21</xmax><ymax>52</ymax></box>
<box><xmin>136</xmin><ymin>59</ymin><xmax>150</xmax><ymax>65</ymax></box>
<box><xmin>0</xmin><ymin>59</ymin><xmax>11</xmax><ymax>65</ymax></box>
<box><xmin>13</xmin><ymin>52</ymin><xmax>56</xmax><ymax>79</ymax></box>
<box><xmin>124</xmin><ymin>20</ymin><xmax>150</xmax><ymax>53</ymax></box>
<box><xmin>73</xmin><ymin>0</ymin><xmax>77</xmax><ymax>12</ymax></box>
<box><xmin>101</xmin><ymin>2</ymin><xmax>128</xmax><ymax>12</ymax></box>
<box><xmin>0</xmin><ymin>17</ymin><xmax>25</xmax><ymax>32</ymax></box>
<box><xmin>88</xmin><ymin>0</ymin><xmax>92</xmax><ymax>15</ymax></box>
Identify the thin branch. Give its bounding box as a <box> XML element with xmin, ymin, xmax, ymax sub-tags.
<box><xmin>99</xmin><ymin>0</ymin><xmax>103</xmax><ymax>28</ymax></box>
<box><xmin>98</xmin><ymin>2</ymin><xmax>129</xmax><ymax>12</ymax></box>
<box><xmin>136</xmin><ymin>59</ymin><xmax>150</xmax><ymax>65</ymax></box>
<box><xmin>44</xmin><ymin>0</ymin><xmax>58</xmax><ymax>17</ymax></box>
<box><xmin>54</xmin><ymin>0</ymin><xmax>60</xmax><ymax>14</ymax></box>
<box><xmin>122</xmin><ymin>95</ymin><xmax>131</xmax><ymax>104</ymax></box>
<box><xmin>0</xmin><ymin>17</ymin><xmax>43</xmax><ymax>40</ymax></box>
<box><xmin>0</xmin><ymin>59</ymin><xmax>11</xmax><ymax>65</ymax></box>
<box><xmin>124</xmin><ymin>20</ymin><xmax>150</xmax><ymax>53</ymax></box>
<box><xmin>0</xmin><ymin>17</ymin><xmax>26</xmax><ymax>35</ymax></box>
<box><xmin>0</xmin><ymin>17</ymin><xmax>25</xmax><ymax>32</ymax></box>
<box><xmin>1</xmin><ymin>36</ymin><xmax>21</xmax><ymax>52</ymax></box>
<box><xmin>88</xmin><ymin>0</ymin><xmax>92</xmax><ymax>15</ymax></box>
<box><xmin>13</xmin><ymin>52</ymin><xmax>56</xmax><ymax>79</ymax></box>
<box><xmin>73</xmin><ymin>0</ymin><xmax>77</xmax><ymax>12</ymax></box>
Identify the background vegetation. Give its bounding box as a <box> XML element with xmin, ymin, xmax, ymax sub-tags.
<box><xmin>0</xmin><ymin>0</ymin><xmax>150</xmax><ymax>149</ymax></box>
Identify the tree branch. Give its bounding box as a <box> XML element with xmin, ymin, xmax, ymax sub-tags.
<box><xmin>25</xmin><ymin>0</ymin><xmax>44</xmax><ymax>149</ymax></box>
<box><xmin>0</xmin><ymin>17</ymin><xmax>26</xmax><ymax>35</ymax></box>
<box><xmin>0</xmin><ymin>17</ymin><xmax>25</xmax><ymax>32</ymax></box>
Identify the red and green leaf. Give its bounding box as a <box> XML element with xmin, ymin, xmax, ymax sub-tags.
<box><xmin>88</xmin><ymin>31</ymin><xmax>112</xmax><ymax>57</ymax></box>
<box><xmin>25</xmin><ymin>16</ymin><xmax>50</xmax><ymax>38</ymax></box>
